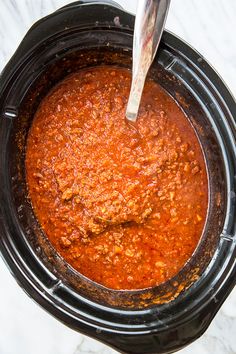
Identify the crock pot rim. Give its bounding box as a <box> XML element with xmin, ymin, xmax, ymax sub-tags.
<box><xmin>0</xmin><ymin>0</ymin><xmax>235</xmax><ymax>319</ymax></box>
<box><xmin>0</xmin><ymin>1</ymin><xmax>235</xmax><ymax>354</ymax></box>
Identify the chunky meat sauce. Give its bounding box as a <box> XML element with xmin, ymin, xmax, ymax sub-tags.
<box><xmin>26</xmin><ymin>66</ymin><xmax>208</xmax><ymax>290</ymax></box>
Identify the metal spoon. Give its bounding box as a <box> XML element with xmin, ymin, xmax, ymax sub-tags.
<box><xmin>126</xmin><ymin>0</ymin><xmax>171</xmax><ymax>122</ymax></box>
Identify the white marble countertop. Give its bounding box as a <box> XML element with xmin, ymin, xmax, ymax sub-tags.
<box><xmin>0</xmin><ymin>1</ymin><xmax>235</xmax><ymax>354</ymax></box>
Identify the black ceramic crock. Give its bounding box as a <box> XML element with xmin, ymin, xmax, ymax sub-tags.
<box><xmin>0</xmin><ymin>1</ymin><xmax>235</xmax><ymax>353</ymax></box>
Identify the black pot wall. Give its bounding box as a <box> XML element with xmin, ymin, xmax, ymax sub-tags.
<box><xmin>0</xmin><ymin>1</ymin><xmax>235</xmax><ymax>354</ymax></box>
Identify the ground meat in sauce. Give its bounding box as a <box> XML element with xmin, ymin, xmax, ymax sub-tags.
<box><xmin>25</xmin><ymin>66</ymin><xmax>208</xmax><ymax>290</ymax></box>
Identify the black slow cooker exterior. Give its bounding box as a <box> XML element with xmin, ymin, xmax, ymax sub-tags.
<box><xmin>0</xmin><ymin>1</ymin><xmax>236</xmax><ymax>354</ymax></box>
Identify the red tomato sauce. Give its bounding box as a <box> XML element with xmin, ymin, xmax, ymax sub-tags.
<box><xmin>26</xmin><ymin>66</ymin><xmax>208</xmax><ymax>290</ymax></box>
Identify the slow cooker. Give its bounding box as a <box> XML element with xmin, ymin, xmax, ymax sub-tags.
<box><xmin>0</xmin><ymin>1</ymin><xmax>235</xmax><ymax>353</ymax></box>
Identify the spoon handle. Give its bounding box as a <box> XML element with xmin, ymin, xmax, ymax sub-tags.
<box><xmin>126</xmin><ymin>0</ymin><xmax>171</xmax><ymax>122</ymax></box>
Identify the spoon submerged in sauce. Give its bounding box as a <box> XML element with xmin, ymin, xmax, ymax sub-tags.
<box><xmin>126</xmin><ymin>0</ymin><xmax>171</xmax><ymax>122</ymax></box>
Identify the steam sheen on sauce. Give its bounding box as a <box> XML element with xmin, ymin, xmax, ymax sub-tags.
<box><xmin>26</xmin><ymin>66</ymin><xmax>208</xmax><ymax>290</ymax></box>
